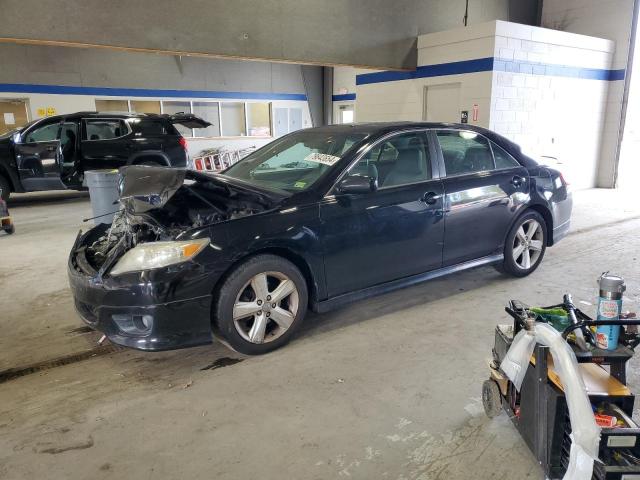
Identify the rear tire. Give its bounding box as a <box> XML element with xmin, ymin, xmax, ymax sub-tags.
<box><xmin>5</xmin><ymin>225</ymin><xmax>14</xmax><ymax>235</ymax></box>
<box><xmin>0</xmin><ymin>175</ymin><xmax>11</xmax><ymax>201</ymax></box>
<box><xmin>213</xmin><ymin>254</ymin><xmax>308</xmax><ymax>355</ymax></box>
<box><xmin>498</xmin><ymin>210</ymin><xmax>547</xmax><ymax>277</ymax></box>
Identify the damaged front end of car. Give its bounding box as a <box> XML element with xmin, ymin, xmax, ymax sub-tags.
<box><xmin>68</xmin><ymin>166</ymin><xmax>280</xmax><ymax>350</ymax></box>
<box><xmin>76</xmin><ymin>166</ymin><xmax>277</xmax><ymax>277</ymax></box>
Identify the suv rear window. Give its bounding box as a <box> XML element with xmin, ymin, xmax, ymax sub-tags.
<box><xmin>135</xmin><ymin>121</ymin><xmax>170</xmax><ymax>136</ymax></box>
<box><xmin>85</xmin><ymin>119</ymin><xmax>128</xmax><ymax>140</ymax></box>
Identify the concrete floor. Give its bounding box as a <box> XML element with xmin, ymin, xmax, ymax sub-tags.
<box><xmin>1</xmin><ymin>189</ymin><xmax>640</xmax><ymax>479</ymax></box>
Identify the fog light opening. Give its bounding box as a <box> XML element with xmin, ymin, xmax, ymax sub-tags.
<box><xmin>112</xmin><ymin>313</ymin><xmax>153</xmax><ymax>336</ymax></box>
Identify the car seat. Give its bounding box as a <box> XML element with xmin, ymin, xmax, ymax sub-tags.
<box><xmin>382</xmin><ymin>147</ymin><xmax>427</xmax><ymax>187</ymax></box>
<box><xmin>463</xmin><ymin>146</ymin><xmax>493</xmax><ymax>172</ymax></box>
<box><xmin>62</xmin><ymin>130</ymin><xmax>76</xmax><ymax>160</ymax></box>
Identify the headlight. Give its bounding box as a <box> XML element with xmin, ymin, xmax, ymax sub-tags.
<box><xmin>110</xmin><ymin>238</ymin><xmax>210</xmax><ymax>276</ymax></box>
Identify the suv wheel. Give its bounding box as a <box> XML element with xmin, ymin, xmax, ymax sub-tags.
<box><xmin>214</xmin><ymin>254</ymin><xmax>308</xmax><ymax>355</ymax></box>
<box><xmin>0</xmin><ymin>175</ymin><xmax>11</xmax><ymax>201</ymax></box>
<box><xmin>498</xmin><ymin>210</ymin><xmax>547</xmax><ymax>277</ymax></box>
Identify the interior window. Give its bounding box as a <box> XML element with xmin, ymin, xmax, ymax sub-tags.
<box><xmin>491</xmin><ymin>141</ymin><xmax>520</xmax><ymax>169</ymax></box>
<box><xmin>24</xmin><ymin>122</ymin><xmax>60</xmax><ymax>143</ymax></box>
<box><xmin>85</xmin><ymin>120</ymin><xmax>127</xmax><ymax>141</ymax></box>
<box><xmin>192</xmin><ymin>102</ymin><xmax>221</xmax><ymax>137</ymax></box>
<box><xmin>351</xmin><ymin>131</ymin><xmax>431</xmax><ymax>188</ymax></box>
<box><xmin>437</xmin><ymin>130</ymin><xmax>494</xmax><ymax>176</ymax></box>
<box><xmin>162</xmin><ymin>101</ymin><xmax>193</xmax><ymax>137</ymax></box>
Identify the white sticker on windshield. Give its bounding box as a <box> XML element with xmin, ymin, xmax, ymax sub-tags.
<box><xmin>304</xmin><ymin>152</ymin><xmax>341</xmax><ymax>166</ymax></box>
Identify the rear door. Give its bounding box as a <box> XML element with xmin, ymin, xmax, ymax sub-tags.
<box><xmin>81</xmin><ymin>118</ymin><xmax>132</xmax><ymax>170</ymax></box>
<box><xmin>15</xmin><ymin>119</ymin><xmax>63</xmax><ymax>189</ymax></box>
<box><xmin>433</xmin><ymin>129</ymin><xmax>529</xmax><ymax>266</ymax></box>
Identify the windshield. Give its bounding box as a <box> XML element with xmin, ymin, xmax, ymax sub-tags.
<box><xmin>0</xmin><ymin>119</ymin><xmax>38</xmax><ymax>140</ymax></box>
<box><xmin>223</xmin><ymin>130</ymin><xmax>367</xmax><ymax>193</ymax></box>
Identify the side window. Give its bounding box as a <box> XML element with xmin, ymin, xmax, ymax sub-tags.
<box><xmin>24</xmin><ymin>122</ymin><xmax>60</xmax><ymax>143</ymax></box>
<box><xmin>135</xmin><ymin>121</ymin><xmax>169</xmax><ymax>136</ymax></box>
<box><xmin>436</xmin><ymin>130</ymin><xmax>494</xmax><ymax>176</ymax></box>
<box><xmin>350</xmin><ymin>131</ymin><xmax>431</xmax><ymax>188</ymax></box>
<box><xmin>85</xmin><ymin>120</ymin><xmax>127</xmax><ymax>141</ymax></box>
<box><xmin>491</xmin><ymin>141</ymin><xmax>520</xmax><ymax>169</ymax></box>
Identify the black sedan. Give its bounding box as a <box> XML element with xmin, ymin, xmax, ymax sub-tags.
<box><xmin>68</xmin><ymin>123</ymin><xmax>572</xmax><ymax>355</ymax></box>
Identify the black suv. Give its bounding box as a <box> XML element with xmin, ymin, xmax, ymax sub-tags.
<box><xmin>0</xmin><ymin>111</ymin><xmax>210</xmax><ymax>200</ymax></box>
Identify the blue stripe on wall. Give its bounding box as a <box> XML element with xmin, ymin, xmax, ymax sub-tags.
<box><xmin>356</xmin><ymin>57</ymin><xmax>625</xmax><ymax>86</ymax></box>
<box><xmin>0</xmin><ymin>83</ymin><xmax>308</xmax><ymax>101</ymax></box>
<box><xmin>332</xmin><ymin>93</ymin><xmax>356</xmax><ymax>101</ymax></box>
<box><xmin>493</xmin><ymin>60</ymin><xmax>625</xmax><ymax>81</ymax></box>
<box><xmin>356</xmin><ymin>58</ymin><xmax>495</xmax><ymax>85</ymax></box>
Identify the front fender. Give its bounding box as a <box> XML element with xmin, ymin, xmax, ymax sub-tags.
<box><xmin>218</xmin><ymin>204</ymin><xmax>326</xmax><ymax>301</ymax></box>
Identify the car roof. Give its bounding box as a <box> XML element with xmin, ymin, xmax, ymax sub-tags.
<box><xmin>306</xmin><ymin>121</ymin><xmax>496</xmax><ymax>137</ymax></box>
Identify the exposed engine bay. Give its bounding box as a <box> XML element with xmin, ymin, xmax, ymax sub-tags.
<box><xmin>80</xmin><ymin>167</ymin><xmax>275</xmax><ymax>272</ymax></box>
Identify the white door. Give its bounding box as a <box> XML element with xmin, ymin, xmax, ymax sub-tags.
<box><xmin>339</xmin><ymin>104</ymin><xmax>354</xmax><ymax>124</ymax></box>
<box><xmin>288</xmin><ymin>108</ymin><xmax>302</xmax><ymax>132</ymax></box>
<box><xmin>423</xmin><ymin>83</ymin><xmax>461</xmax><ymax>123</ymax></box>
<box><xmin>274</xmin><ymin>108</ymin><xmax>288</xmax><ymax>137</ymax></box>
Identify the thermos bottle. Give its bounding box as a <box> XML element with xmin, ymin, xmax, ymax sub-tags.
<box><xmin>595</xmin><ymin>272</ymin><xmax>626</xmax><ymax>350</ymax></box>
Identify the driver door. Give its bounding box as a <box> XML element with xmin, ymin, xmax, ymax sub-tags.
<box><xmin>15</xmin><ymin>119</ymin><xmax>65</xmax><ymax>190</ymax></box>
<box><xmin>320</xmin><ymin>130</ymin><xmax>445</xmax><ymax>297</ymax></box>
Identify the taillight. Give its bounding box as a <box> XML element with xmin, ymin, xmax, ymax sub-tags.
<box><xmin>194</xmin><ymin>158</ymin><xmax>203</xmax><ymax>171</ymax></box>
<box><xmin>178</xmin><ymin>137</ymin><xmax>188</xmax><ymax>151</ymax></box>
<box><xmin>559</xmin><ymin>172</ymin><xmax>569</xmax><ymax>186</ymax></box>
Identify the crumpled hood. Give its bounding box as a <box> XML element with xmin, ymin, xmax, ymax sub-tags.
<box><xmin>118</xmin><ymin>165</ymin><xmax>186</xmax><ymax>213</ymax></box>
<box><xmin>118</xmin><ymin>165</ymin><xmax>285</xmax><ymax>215</ymax></box>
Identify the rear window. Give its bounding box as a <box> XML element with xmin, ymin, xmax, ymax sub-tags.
<box><xmin>135</xmin><ymin>121</ymin><xmax>171</xmax><ymax>136</ymax></box>
<box><xmin>491</xmin><ymin>141</ymin><xmax>521</xmax><ymax>169</ymax></box>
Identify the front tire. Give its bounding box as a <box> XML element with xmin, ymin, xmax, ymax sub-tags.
<box><xmin>498</xmin><ymin>210</ymin><xmax>547</xmax><ymax>277</ymax></box>
<box><xmin>213</xmin><ymin>254</ymin><xmax>308</xmax><ymax>355</ymax></box>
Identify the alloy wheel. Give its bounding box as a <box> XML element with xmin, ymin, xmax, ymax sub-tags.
<box><xmin>233</xmin><ymin>271</ymin><xmax>299</xmax><ymax>344</ymax></box>
<box><xmin>512</xmin><ymin>219</ymin><xmax>544</xmax><ymax>270</ymax></box>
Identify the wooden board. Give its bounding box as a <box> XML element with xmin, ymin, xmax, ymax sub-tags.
<box><xmin>531</xmin><ymin>356</ymin><xmax>631</xmax><ymax>396</ymax></box>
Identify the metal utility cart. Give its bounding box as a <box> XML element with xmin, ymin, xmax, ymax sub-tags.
<box><xmin>0</xmin><ymin>188</ymin><xmax>13</xmax><ymax>235</ymax></box>
<box><xmin>484</xmin><ymin>297</ymin><xmax>640</xmax><ymax>479</ymax></box>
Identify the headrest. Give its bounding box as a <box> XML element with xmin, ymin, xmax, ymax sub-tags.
<box><xmin>395</xmin><ymin>147</ymin><xmax>424</xmax><ymax>174</ymax></box>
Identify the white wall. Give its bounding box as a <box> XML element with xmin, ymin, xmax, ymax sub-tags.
<box><xmin>338</xmin><ymin>20</ymin><xmax>620</xmax><ymax>189</ymax></box>
<box><xmin>541</xmin><ymin>0</ymin><xmax>635</xmax><ymax>187</ymax></box>
<box><xmin>355</xmin><ymin>25</ymin><xmax>497</xmax><ymax>124</ymax></box>
<box><xmin>490</xmin><ymin>20</ymin><xmax>614</xmax><ymax>189</ymax></box>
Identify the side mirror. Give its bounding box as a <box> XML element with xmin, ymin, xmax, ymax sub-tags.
<box><xmin>337</xmin><ymin>174</ymin><xmax>378</xmax><ymax>194</ymax></box>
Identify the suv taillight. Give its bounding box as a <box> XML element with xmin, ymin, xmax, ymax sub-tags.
<box><xmin>559</xmin><ymin>172</ymin><xmax>569</xmax><ymax>186</ymax></box>
<box><xmin>194</xmin><ymin>158</ymin><xmax>203</xmax><ymax>171</ymax></box>
<box><xmin>179</xmin><ymin>137</ymin><xmax>188</xmax><ymax>151</ymax></box>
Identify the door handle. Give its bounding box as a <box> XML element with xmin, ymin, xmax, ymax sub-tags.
<box><xmin>511</xmin><ymin>175</ymin><xmax>525</xmax><ymax>187</ymax></box>
<box><xmin>46</xmin><ymin>146</ymin><xmax>56</xmax><ymax>152</ymax></box>
<box><xmin>421</xmin><ymin>191</ymin><xmax>440</xmax><ymax>205</ymax></box>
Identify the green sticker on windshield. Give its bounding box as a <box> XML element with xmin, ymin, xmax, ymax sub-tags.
<box><xmin>294</xmin><ymin>181</ymin><xmax>307</xmax><ymax>188</ymax></box>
